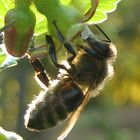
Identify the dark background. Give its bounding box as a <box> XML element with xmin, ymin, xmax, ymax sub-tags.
<box><xmin>0</xmin><ymin>0</ymin><xmax>140</xmax><ymax>140</ymax></box>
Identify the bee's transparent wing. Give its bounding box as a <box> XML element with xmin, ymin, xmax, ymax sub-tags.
<box><xmin>57</xmin><ymin>84</ymin><xmax>93</xmax><ymax>140</ymax></box>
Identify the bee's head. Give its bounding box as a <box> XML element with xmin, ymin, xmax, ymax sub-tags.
<box><xmin>84</xmin><ymin>37</ymin><xmax>116</xmax><ymax>60</ymax></box>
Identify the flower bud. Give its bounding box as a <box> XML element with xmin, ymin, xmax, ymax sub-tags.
<box><xmin>4</xmin><ymin>7</ymin><xmax>36</xmax><ymax>57</ymax></box>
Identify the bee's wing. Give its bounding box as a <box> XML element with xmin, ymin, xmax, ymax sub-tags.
<box><xmin>57</xmin><ymin>83</ymin><xmax>94</xmax><ymax>140</ymax></box>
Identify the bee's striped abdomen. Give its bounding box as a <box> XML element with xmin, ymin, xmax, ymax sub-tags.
<box><xmin>57</xmin><ymin>80</ymin><xmax>84</xmax><ymax>112</ymax></box>
<box><xmin>24</xmin><ymin>78</ymin><xmax>84</xmax><ymax>131</ymax></box>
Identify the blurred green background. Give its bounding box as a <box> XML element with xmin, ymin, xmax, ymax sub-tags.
<box><xmin>0</xmin><ymin>0</ymin><xmax>140</xmax><ymax>140</ymax></box>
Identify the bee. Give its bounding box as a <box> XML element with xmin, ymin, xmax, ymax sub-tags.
<box><xmin>24</xmin><ymin>23</ymin><xmax>117</xmax><ymax>140</ymax></box>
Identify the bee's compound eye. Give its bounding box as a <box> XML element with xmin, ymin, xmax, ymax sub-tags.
<box><xmin>86</xmin><ymin>38</ymin><xmax>112</xmax><ymax>58</ymax></box>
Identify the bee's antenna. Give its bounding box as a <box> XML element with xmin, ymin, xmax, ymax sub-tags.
<box><xmin>94</xmin><ymin>24</ymin><xmax>111</xmax><ymax>42</ymax></box>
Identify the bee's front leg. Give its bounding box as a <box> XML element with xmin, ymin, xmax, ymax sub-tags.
<box><xmin>30</xmin><ymin>58</ymin><xmax>50</xmax><ymax>88</ymax></box>
<box><xmin>45</xmin><ymin>35</ymin><xmax>69</xmax><ymax>71</ymax></box>
<box><xmin>52</xmin><ymin>20</ymin><xmax>76</xmax><ymax>64</ymax></box>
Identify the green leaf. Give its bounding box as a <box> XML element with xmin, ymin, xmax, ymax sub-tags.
<box><xmin>70</xmin><ymin>0</ymin><xmax>121</xmax><ymax>24</ymax></box>
<box><xmin>0</xmin><ymin>52</ymin><xmax>6</xmax><ymax>63</ymax></box>
<box><xmin>87</xmin><ymin>0</ymin><xmax>122</xmax><ymax>24</ymax></box>
<box><xmin>0</xmin><ymin>0</ymin><xmax>122</xmax><ymax>34</ymax></box>
<box><xmin>60</xmin><ymin>0</ymin><xmax>71</xmax><ymax>5</ymax></box>
<box><xmin>0</xmin><ymin>133</ymin><xmax>7</xmax><ymax>140</ymax></box>
<box><xmin>0</xmin><ymin>0</ymin><xmax>14</xmax><ymax>28</ymax></box>
<box><xmin>31</xmin><ymin>5</ymin><xmax>48</xmax><ymax>35</ymax></box>
<box><xmin>70</xmin><ymin>0</ymin><xmax>90</xmax><ymax>14</ymax></box>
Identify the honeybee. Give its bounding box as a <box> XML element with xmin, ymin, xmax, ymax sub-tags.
<box><xmin>24</xmin><ymin>23</ymin><xmax>117</xmax><ymax>140</ymax></box>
